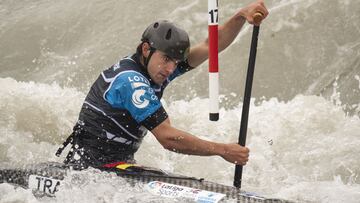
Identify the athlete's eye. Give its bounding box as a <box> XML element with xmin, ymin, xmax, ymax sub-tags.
<box><xmin>163</xmin><ymin>55</ymin><xmax>171</xmax><ymax>63</ymax></box>
<box><xmin>162</xmin><ymin>54</ymin><xmax>179</xmax><ymax>65</ymax></box>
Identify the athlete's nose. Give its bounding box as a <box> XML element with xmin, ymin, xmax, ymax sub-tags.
<box><xmin>164</xmin><ymin>63</ymin><xmax>176</xmax><ymax>75</ymax></box>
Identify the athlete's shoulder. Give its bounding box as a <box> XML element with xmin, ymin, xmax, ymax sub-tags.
<box><xmin>119</xmin><ymin>56</ymin><xmax>138</xmax><ymax>69</ymax></box>
<box><xmin>114</xmin><ymin>70</ymin><xmax>150</xmax><ymax>87</ymax></box>
<box><xmin>103</xmin><ymin>55</ymin><xmax>141</xmax><ymax>77</ymax></box>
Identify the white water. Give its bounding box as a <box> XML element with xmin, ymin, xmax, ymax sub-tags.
<box><xmin>1</xmin><ymin>78</ymin><xmax>359</xmax><ymax>202</ymax></box>
<box><xmin>1</xmin><ymin>0</ymin><xmax>360</xmax><ymax>202</ymax></box>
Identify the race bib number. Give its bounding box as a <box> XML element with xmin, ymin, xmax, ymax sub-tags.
<box><xmin>28</xmin><ymin>175</ymin><xmax>62</xmax><ymax>195</ymax></box>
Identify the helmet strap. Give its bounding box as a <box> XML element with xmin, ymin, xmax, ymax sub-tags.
<box><xmin>143</xmin><ymin>47</ymin><xmax>156</xmax><ymax>69</ymax></box>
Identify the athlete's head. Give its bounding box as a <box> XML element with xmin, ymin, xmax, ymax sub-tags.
<box><xmin>137</xmin><ymin>20</ymin><xmax>190</xmax><ymax>84</ymax></box>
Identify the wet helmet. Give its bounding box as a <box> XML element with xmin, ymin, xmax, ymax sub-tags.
<box><xmin>141</xmin><ymin>20</ymin><xmax>190</xmax><ymax>61</ymax></box>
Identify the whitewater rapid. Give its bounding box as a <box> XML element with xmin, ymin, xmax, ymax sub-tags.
<box><xmin>1</xmin><ymin>0</ymin><xmax>360</xmax><ymax>202</ymax></box>
<box><xmin>0</xmin><ymin>78</ymin><xmax>359</xmax><ymax>202</ymax></box>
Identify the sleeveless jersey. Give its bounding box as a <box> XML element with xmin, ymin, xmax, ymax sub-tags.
<box><xmin>73</xmin><ymin>53</ymin><xmax>192</xmax><ymax>165</ymax></box>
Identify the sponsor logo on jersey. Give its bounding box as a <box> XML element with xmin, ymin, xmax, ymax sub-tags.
<box><xmin>128</xmin><ymin>75</ymin><xmax>157</xmax><ymax>109</ymax></box>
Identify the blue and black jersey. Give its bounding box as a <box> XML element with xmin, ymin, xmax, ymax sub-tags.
<box><xmin>62</xmin><ymin>53</ymin><xmax>193</xmax><ymax>167</ymax></box>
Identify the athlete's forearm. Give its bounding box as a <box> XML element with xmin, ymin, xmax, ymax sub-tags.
<box><xmin>218</xmin><ymin>12</ymin><xmax>246</xmax><ymax>52</ymax></box>
<box><xmin>186</xmin><ymin>10</ymin><xmax>246</xmax><ymax>68</ymax></box>
<box><xmin>151</xmin><ymin>121</ymin><xmax>226</xmax><ymax>157</ymax></box>
<box><xmin>187</xmin><ymin>1</ymin><xmax>268</xmax><ymax>69</ymax></box>
<box><xmin>160</xmin><ymin>128</ymin><xmax>226</xmax><ymax>156</ymax></box>
<box><xmin>151</xmin><ymin>119</ymin><xmax>250</xmax><ymax>165</ymax></box>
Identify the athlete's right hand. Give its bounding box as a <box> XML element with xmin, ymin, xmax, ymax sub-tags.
<box><xmin>237</xmin><ymin>0</ymin><xmax>269</xmax><ymax>26</ymax></box>
<box><xmin>221</xmin><ymin>143</ymin><xmax>249</xmax><ymax>165</ymax></box>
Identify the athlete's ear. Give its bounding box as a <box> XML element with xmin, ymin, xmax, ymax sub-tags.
<box><xmin>142</xmin><ymin>42</ymin><xmax>151</xmax><ymax>57</ymax></box>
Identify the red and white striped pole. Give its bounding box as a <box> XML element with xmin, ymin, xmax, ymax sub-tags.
<box><xmin>208</xmin><ymin>0</ymin><xmax>219</xmax><ymax>121</ymax></box>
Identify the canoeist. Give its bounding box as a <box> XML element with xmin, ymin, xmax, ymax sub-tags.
<box><xmin>56</xmin><ymin>0</ymin><xmax>268</xmax><ymax>169</ymax></box>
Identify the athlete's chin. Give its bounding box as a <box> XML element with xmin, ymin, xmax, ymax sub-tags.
<box><xmin>154</xmin><ymin>80</ymin><xmax>165</xmax><ymax>85</ymax></box>
<box><xmin>154</xmin><ymin>76</ymin><xmax>167</xmax><ymax>84</ymax></box>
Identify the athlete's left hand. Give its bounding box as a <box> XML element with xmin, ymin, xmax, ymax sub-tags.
<box><xmin>220</xmin><ymin>143</ymin><xmax>249</xmax><ymax>165</ymax></box>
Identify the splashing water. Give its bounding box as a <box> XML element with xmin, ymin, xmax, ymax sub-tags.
<box><xmin>1</xmin><ymin>0</ymin><xmax>360</xmax><ymax>202</ymax></box>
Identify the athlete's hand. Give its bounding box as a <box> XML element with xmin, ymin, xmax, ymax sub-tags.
<box><xmin>238</xmin><ymin>0</ymin><xmax>269</xmax><ymax>26</ymax></box>
<box><xmin>221</xmin><ymin>143</ymin><xmax>249</xmax><ymax>165</ymax></box>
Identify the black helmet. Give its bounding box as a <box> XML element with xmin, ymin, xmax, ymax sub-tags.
<box><xmin>141</xmin><ymin>20</ymin><xmax>190</xmax><ymax>61</ymax></box>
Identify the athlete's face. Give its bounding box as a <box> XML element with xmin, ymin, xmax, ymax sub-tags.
<box><xmin>147</xmin><ymin>51</ymin><xmax>178</xmax><ymax>84</ymax></box>
<box><xmin>142</xmin><ymin>43</ymin><xmax>179</xmax><ymax>85</ymax></box>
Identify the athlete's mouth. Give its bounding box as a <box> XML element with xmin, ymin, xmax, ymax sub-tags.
<box><xmin>159</xmin><ymin>73</ymin><xmax>167</xmax><ymax>79</ymax></box>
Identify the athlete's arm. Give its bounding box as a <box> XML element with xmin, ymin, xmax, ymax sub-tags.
<box><xmin>187</xmin><ymin>0</ymin><xmax>268</xmax><ymax>68</ymax></box>
<box><xmin>151</xmin><ymin>118</ymin><xmax>249</xmax><ymax>165</ymax></box>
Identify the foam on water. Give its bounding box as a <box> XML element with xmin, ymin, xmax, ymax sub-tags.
<box><xmin>0</xmin><ymin>77</ymin><xmax>83</xmax><ymax>165</ymax></box>
<box><xmin>1</xmin><ymin>0</ymin><xmax>360</xmax><ymax>202</ymax></box>
<box><xmin>1</xmin><ymin>78</ymin><xmax>359</xmax><ymax>202</ymax></box>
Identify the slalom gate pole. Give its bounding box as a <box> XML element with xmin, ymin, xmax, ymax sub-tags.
<box><xmin>208</xmin><ymin>0</ymin><xmax>219</xmax><ymax>121</ymax></box>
